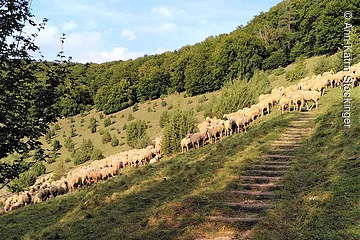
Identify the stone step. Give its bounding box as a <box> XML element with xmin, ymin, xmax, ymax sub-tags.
<box><xmin>240</xmin><ymin>176</ymin><xmax>282</xmax><ymax>184</ymax></box>
<box><xmin>227</xmin><ymin>191</ymin><xmax>281</xmax><ymax>200</ymax></box>
<box><xmin>207</xmin><ymin>216</ymin><xmax>262</xmax><ymax>225</ymax></box>
<box><xmin>251</xmin><ymin>165</ymin><xmax>291</xmax><ymax>171</ymax></box>
<box><xmin>222</xmin><ymin>202</ymin><xmax>272</xmax><ymax>211</ymax></box>
<box><xmin>245</xmin><ymin>170</ymin><xmax>286</xmax><ymax>177</ymax></box>
<box><xmin>273</xmin><ymin>140</ymin><xmax>300</xmax><ymax>144</ymax></box>
<box><xmin>262</xmin><ymin>161</ymin><xmax>291</xmax><ymax>165</ymax></box>
<box><xmin>280</xmin><ymin>134</ymin><xmax>306</xmax><ymax>138</ymax></box>
<box><xmin>236</xmin><ymin>183</ymin><xmax>282</xmax><ymax>191</ymax></box>
<box><xmin>267</xmin><ymin>149</ymin><xmax>297</xmax><ymax>155</ymax></box>
<box><xmin>263</xmin><ymin>154</ymin><xmax>296</xmax><ymax>159</ymax></box>
<box><xmin>270</xmin><ymin>144</ymin><xmax>301</xmax><ymax>149</ymax></box>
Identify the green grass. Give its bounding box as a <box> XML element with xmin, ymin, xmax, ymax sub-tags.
<box><xmin>251</xmin><ymin>87</ymin><xmax>360</xmax><ymax>240</ymax></box>
<box><xmin>0</xmin><ymin>109</ymin><xmax>296</xmax><ymax>240</ymax></box>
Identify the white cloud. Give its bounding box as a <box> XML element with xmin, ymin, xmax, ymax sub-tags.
<box><xmin>61</xmin><ymin>20</ymin><xmax>78</xmax><ymax>31</ymax></box>
<box><xmin>156</xmin><ymin>47</ymin><xmax>170</xmax><ymax>54</ymax></box>
<box><xmin>95</xmin><ymin>47</ymin><xmax>145</xmax><ymax>63</ymax></box>
<box><xmin>151</xmin><ymin>7</ymin><xmax>173</xmax><ymax>17</ymax></box>
<box><xmin>121</xmin><ymin>29</ymin><xmax>136</xmax><ymax>40</ymax></box>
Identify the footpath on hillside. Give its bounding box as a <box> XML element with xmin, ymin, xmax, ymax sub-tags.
<box><xmin>197</xmin><ymin>111</ymin><xmax>315</xmax><ymax>240</ymax></box>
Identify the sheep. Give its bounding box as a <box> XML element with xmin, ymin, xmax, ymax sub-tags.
<box><xmin>152</xmin><ymin>137</ymin><xmax>162</xmax><ymax>157</ymax></box>
<box><xmin>21</xmin><ymin>191</ymin><xmax>32</xmax><ymax>206</ymax></box>
<box><xmin>206</xmin><ymin>127</ymin><xmax>217</xmax><ymax>144</ymax></box>
<box><xmin>258</xmin><ymin>99</ymin><xmax>270</xmax><ymax>117</ymax></box>
<box><xmin>48</xmin><ymin>185</ymin><xmax>59</xmax><ymax>198</ymax></box>
<box><xmin>190</xmin><ymin>132</ymin><xmax>208</xmax><ymax>149</ymax></box>
<box><xmin>232</xmin><ymin>116</ymin><xmax>251</xmax><ymax>133</ymax></box>
<box><xmin>181</xmin><ymin>136</ymin><xmax>192</xmax><ymax>153</ymax></box>
<box><xmin>244</xmin><ymin>105</ymin><xmax>260</xmax><ymax>122</ymax></box>
<box><xmin>289</xmin><ymin>92</ymin><xmax>304</xmax><ymax>111</ymax></box>
<box><xmin>67</xmin><ymin>174</ymin><xmax>82</xmax><ymax>192</ymax></box>
<box><xmin>258</xmin><ymin>94</ymin><xmax>270</xmax><ymax>102</ymax></box>
<box><xmin>278</xmin><ymin>96</ymin><xmax>292</xmax><ymax>114</ymax></box>
<box><xmin>224</xmin><ymin>119</ymin><xmax>234</xmax><ymax>136</ymax></box>
<box><xmin>300</xmin><ymin>90</ymin><xmax>321</xmax><ymax>110</ymax></box>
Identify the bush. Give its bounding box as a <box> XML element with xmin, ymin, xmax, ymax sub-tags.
<box><xmin>273</xmin><ymin>66</ymin><xmax>286</xmax><ymax>76</ymax></box>
<box><xmin>205</xmin><ymin>70</ymin><xmax>271</xmax><ymax>118</ymax></box>
<box><xmin>126</xmin><ymin>120</ymin><xmax>149</xmax><ymax>149</ymax></box>
<box><xmin>187</xmin><ymin>100</ymin><xmax>193</xmax><ymax>104</ymax></box>
<box><xmin>72</xmin><ymin>139</ymin><xmax>102</xmax><ymax>165</ymax></box>
<box><xmin>53</xmin><ymin>158</ymin><xmax>66</xmax><ymax>180</ymax></box>
<box><xmin>110</xmin><ymin>115</ymin><xmax>116</xmax><ymax>118</ymax></box>
<box><xmin>162</xmin><ymin>108</ymin><xmax>197</xmax><ymax>154</ymax></box>
<box><xmin>120</xmin><ymin>114</ymin><xmax>125</xmax><ymax>118</ymax></box>
<box><xmin>33</xmin><ymin>148</ymin><xmax>44</xmax><ymax>161</ymax></box>
<box><xmin>52</xmin><ymin>139</ymin><xmax>62</xmax><ymax>151</ymax></box>
<box><xmin>70</xmin><ymin>126</ymin><xmax>77</xmax><ymax>137</ymax></box>
<box><xmin>47</xmin><ymin>151</ymin><xmax>59</xmax><ymax>164</ymax></box>
<box><xmin>167</xmin><ymin>104</ymin><xmax>173</xmax><ymax>110</ymax></box>
<box><xmin>147</xmin><ymin>106</ymin><xmax>153</xmax><ymax>113</ymax></box>
<box><xmin>99</xmin><ymin>113</ymin><xmax>104</xmax><ymax>119</ymax></box>
<box><xmin>161</xmin><ymin>100</ymin><xmax>167</xmax><ymax>107</ymax></box>
<box><xmin>116</xmin><ymin>128</ymin><xmax>121</xmax><ymax>134</ymax></box>
<box><xmin>132</xmin><ymin>103</ymin><xmax>139</xmax><ymax>112</ymax></box>
<box><xmin>159</xmin><ymin>110</ymin><xmax>169</xmax><ymax>128</ymax></box>
<box><xmin>54</xmin><ymin>124</ymin><xmax>61</xmax><ymax>131</ymax></box>
<box><xmin>196</xmin><ymin>105</ymin><xmax>204</xmax><ymax>112</ymax></box>
<box><xmin>160</xmin><ymin>94</ymin><xmax>166</xmax><ymax>100</ymax></box>
<box><xmin>198</xmin><ymin>95</ymin><xmax>208</xmax><ymax>103</ymax></box>
<box><xmin>122</xmin><ymin>123</ymin><xmax>127</xmax><ymax>130</ymax></box>
<box><xmin>7</xmin><ymin>162</ymin><xmax>46</xmax><ymax>193</ymax></box>
<box><xmin>89</xmin><ymin>117</ymin><xmax>97</xmax><ymax>133</ymax></box>
<box><xmin>64</xmin><ymin>136</ymin><xmax>75</xmax><ymax>152</ymax></box>
<box><xmin>111</xmin><ymin>134</ymin><xmax>119</xmax><ymax>147</ymax></box>
<box><xmin>110</xmin><ymin>127</ymin><xmax>116</xmax><ymax>131</ymax></box>
<box><xmin>104</xmin><ymin>118</ymin><xmax>112</xmax><ymax>127</ymax></box>
<box><xmin>85</xmin><ymin>104</ymin><xmax>92</xmax><ymax>112</ymax></box>
<box><xmin>286</xmin><ymin>57</ymin><xmax>308</xmax><ymax>82</ymax></box>
<box><xmin>80</xmin><ymin>118</ymin><xmax>85</xmax><ymax>123</ymax></box>
<box><xmin>153</xmin><ymin>102</ymin><xmax>158</xmax><ymax>108</ymax></box>
<box><xmin>45</xmin><ymin>129</ymin><xmax>52</xmax><ymax>144</ymax></box>
<box><xmin>65</xmin><ymin>157</ymin><xmax>71</xmax><ymax>163</ymax></box>
<box><xmin>102</xmin><ymin>130</ymin><xmax>112</xmax><ymax>144</ymax></box>
<box><xmin>127</xmin><ymin>114</ymin><xmax>134</xmax><ymax>121</ymax></box>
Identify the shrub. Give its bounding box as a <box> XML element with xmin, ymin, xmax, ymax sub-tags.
<box><xmin>64</xmin><ymin>136</ymin><xmax>75</xmax><ymax>152</ymax></box>
<box><xmin>65</xmin><ymin>157</ymin><xmax>71</xmax><ymax>163</ymax></box>
<box><xmin>70</xmin><ymin>126</ymin><xmax>77</xmax><ymax>137</ymax></box>
<box><xmin>198</xmin><ymin>95</ymin><xmax>208</xmax><ymax>103</ymax></box>
<box><xmin>159</xmin><ymin>110</ymin><xmax>169</xmax><ymax>128</ymax></box>
<box><xmin>45</xmin><ymin>129</ymin><xmax>52</xmax><ymax>144</ymax></box>
<box><xmin>99</xmin><ymin>113</ymin><xmax>104</xmax><ymax>119</ymax></box>
<box><xmin>47</xmin><ymin>151</ymin><xmax>59</xmax><ymax>164</ymax></box>
<box><xmin>132</xmin><ymin>103</ymin><xmax>139</xmax><ymax>112</ymax></box>
<box><xmin>153</xmin><ymin>102</ymin><xmax>158</xmax><ymax>108</ymax></box>
<box><xmin>53</xmin><ymin>158</ymin><xmax>66</xmax><ymax>180</ymax></box>
<box><xmin>110</xmin><ymin>127</ymin><xmax>116</xmax><ymax>131</ymax></box>
<box><xmin>160</xmin><ymin>94</ymin><xmax>166</xmax><ymax>100</ymax></box>
<box><xmin>111</xmin><ymin>134</ymin><xmax>119</xmax><ymax>147</ymax></box>
<box><xmin>104</xmin><ymin>118</ymin><xmax>112</xmax><ymax>127</ymax></box>
<box><xmin>286</xmin><ymin>57</ymin><xmax>308</xmax><ymax>82</ymax></box>
<box><xmin>85</xmin><ymin>104</ymin><xmax>92</xmax><ymax>112</ymax></box>
<box><xmin>205</xmin><ymin>70</ymin><xmax>271</xmax><ymax>118</ymax></box>
<box><xmin>187</xmin><ymin>100</ymin><xmax>193</xmax><ymax>104</ymax></box>
<box><xmin>69</xmin><ymin>117</ymin><xmax>75</xmax><ymax>123</ymax></box>
<box><xmin>33</xmin><ymin>148</ymin><xmax>44</xmax><ymax>161</ymax></box>
<box><xmin>147</xmin><ymin>106</ymin><xmax>153</xmax><ymax>113</ymax></box>
<box><xmin>122</xmin><ymin>123</ymin><xmax>127</xmax><ymax>130</ymax></box>
<box><xmin>7</xmin><ymin>162</ymin><xmax>46</xmax><ymax>193</ymax></box>
<box><xmin>167</xmin><ymin>104</ymin><xmax>173</xmax><ymax>110</ymax></box>
<box><xmin>54</xmin><ymin>124</ymin><xmax>61</xmax><ymax>131</ymax></box>
<box><xmin>273</xmin><ymin>66</ymin><xmax>286</xmax><ymax>76</ymax></box>
<box><xmin>72</xmin><ymin>139</ymin><xmax>101</xmax><ymax>165</ymax></box>
<box><xmin>116</xmin><ymin>128</ymin><xmax>121</xmax><ymax>134</ymax></box>
<box><xmin>127</xmin><ymin>114</ymin><xmax>135</xmax><ymax>121</ymax></box>
<box><xmin>161</xmin><ymin>100</ymin><xmax>167</xmax><ymax>107</ymax></box>
<box><xmin>89</xmin><ymin>117</ymin><xmax>97</xmax><ymax>133</ymax></box>
<box><xmin>110</xmin><ymin>115</ymin><xmax>116</xmax><ymax>118</ymax></box>
<box><xmin>120</xmin><ymin>114</ymin><xmax>125</xmax><ymax>118</ymax></box>
<box><xmin>196</xmin><ymin>105</ymin><xmax>204</xmax><ymax>112</ymax></box>
<box><xmin>162</xmin><ymin>108</ymin><xmax>197</xmax><ymax>154</ymax></box>
<box><xmin>99</xmin><ymin>129</ymin><xmax>105</xmax><ymax>135</ymax></box>
<box><xmin>126</xmin><ymin>120</ymin><xmax>149</xmax><ymax>149</ymax></box>
<box><xmin>80</xmin><ymin>118</ymin><xmax>85</xmax><ymax>123</ymax></box>
<box><xmin>52</xmin><ymin>139</ymin><xmax>62</xmax><ymax>151</ymax></box>
<box><xmin>102</xmin><ymin>130</ymin><xmax>112</xmax><ymax>144</ymax></box>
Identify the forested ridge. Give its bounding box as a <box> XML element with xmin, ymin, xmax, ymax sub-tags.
<box><xmin>46</xmin><ymin>0</ymin><xmax>359</xmax><ymax>117</ymax></box>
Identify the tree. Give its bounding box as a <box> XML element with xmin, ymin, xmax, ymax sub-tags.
<box><xmin>89</xmin><ymin>117</ymin><xmax>97</xmax><ymax>133</ymax></box>
<box><xmin>126</xmin><ymin>120</ymin><xmax>149</xmax><ymax>149</ymax></box>
<box><xmin>0</xmin><ymin>1</ymin><xmax>70</xmax><ymax>189</ymax></box>
<box><xmin>162</xmin><ymin>108</ymin><xmax>197</xmax><ymax>154</ymax></box>
<box><xmin>102</xmin><ymin>130</ymin><xmax>111</xmax><ymax>144</ymax></box>
<box><xmin>52</xmin><ymin>139</ymin><xmax>62</xmax><ymax>151</ymax></box>
<box><xmin>111</xmin><ymin>134</ymin><xmax>119</xmax><ymax>147</ymax></box>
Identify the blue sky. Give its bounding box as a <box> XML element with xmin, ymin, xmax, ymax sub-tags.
<box><xmin>29</xmin><ymin>0</ymin><xmax>282</xmax><ymax>63</ymax></box>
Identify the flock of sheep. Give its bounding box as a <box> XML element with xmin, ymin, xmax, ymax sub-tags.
<box><xmin>0</xmin><ymin>137</ymin><xmax>162</xmax><ymax>214</ymax></box>
<box><xmin>180</xmin><ymin>64</ymin><xmax>360</xmax><ymax>152</ymax></box>
<box><xmin>1</xmin><ymin>62</ymin><xmax>359</xmax><ymax>215</ymax></box>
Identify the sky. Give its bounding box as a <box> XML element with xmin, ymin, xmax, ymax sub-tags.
<box><xmin>28</xmin><ymin>0</ymin><xmax>283</xmax><ymax>63</ymax></box>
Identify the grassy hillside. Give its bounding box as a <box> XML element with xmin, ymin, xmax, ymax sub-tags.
<box><xmin>251</xmin><ymin>87</ymin><xmax>360</xmax><ymax>239</ymax></box>
<box><xmin>0</xmin><ymin>103</ymin><xmax>295</xmax><ymax>240</ymax></box>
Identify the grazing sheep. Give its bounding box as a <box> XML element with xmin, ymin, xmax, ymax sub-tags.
<box><xmin>258</xmin><ymin>100</ymin><xmax>270</xmax><ymax>117</ymax></box>
<box><xmin>190</xmin><ymin>132</ymin><xmax>208</xmax><ymax>149</ymax></box>
<box><xmin>224</xmin><ymin>119</ymin><xmax>234</xmax><ymax>136</ymax></box>
<box><xmin>232</xmin><ymin>116</ymin><xmax>251</xmax><ymax>133</ymax></box>
<box><xmin>278</xmin><ymin>96</ymin><xmax>292</xmax><ymax>114</ymax></box>
<box><xmin>289</xmin><ymin>92</ymin><xmax>304</xmax><ymax>111</ymax></box>
<box><xmin>181</xmin><ymin>136</ymin><xmax>192</xmax><ymax>153</ymax></box>
<box><xmin>300</xmin><ymin>90</ymin><xmax>321</xmax><ymax>110</ymax></box>
<box><xmin>21</xmin><ymin>191</ymin><xmax>32</xmax><ymax>205</ymax></box>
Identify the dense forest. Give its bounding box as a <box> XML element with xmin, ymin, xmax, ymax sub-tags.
<box><xmin>50</xmin><ymin>0</ymin><xmax>359</xmax><ymax>117</ymax></box>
